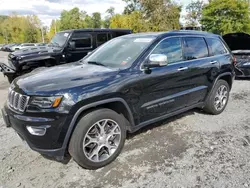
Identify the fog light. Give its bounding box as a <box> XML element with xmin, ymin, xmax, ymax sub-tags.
<box><xmin>26</xmin><ymin>125</ymin><xmax>50</xmax><ymax>136</ymax></box>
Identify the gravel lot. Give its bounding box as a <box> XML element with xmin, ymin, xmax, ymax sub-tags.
<box><xmin>0</xmin><ymin>51</ymin><xmax>250</xmax><ymax>188</ymax></box>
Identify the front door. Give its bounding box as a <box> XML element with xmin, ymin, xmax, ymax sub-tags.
<box><xmin>137</xmin><ymin>36</ymin><xmax>211</xmax><ymax>124</ymax></box>
<box><xmin>66</xmin><ymin>32</ymin><xmax>94</xmax><ymax>63</ymax></box>
<box><xmin>137</xmin><ymin>37</ymin><xmax>190</xmax><ymax>123</ymax></box>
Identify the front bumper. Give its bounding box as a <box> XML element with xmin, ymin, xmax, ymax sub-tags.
<box><xmin>2</xmin><ymin>104</ymin><xmax>69</xmax><ymax>159</ymax></box>
<box><xmin>0</xmin><ymin>63</ymin><xmax>16</xmax><ymax>74</ymax></box>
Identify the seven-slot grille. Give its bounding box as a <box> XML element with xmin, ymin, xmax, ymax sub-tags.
<box><xmin>8</xmin><ymin>89</ymin><xmax>30</xmax><ymax>112</ymax></box>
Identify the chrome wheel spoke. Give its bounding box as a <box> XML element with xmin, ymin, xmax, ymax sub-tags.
<box><xmin>84</xmin><ymin>135</ymin><xmax>98</xmax><ymax>147</ymax></box>
<box><xmin>89</xmin><ymin>145</ymin><xmax>102</xmax><ymax>161</ymax></box>
<box><xmin>214</xmin><ymin>99</ymin><xmax>220</xmax><ymax>106</ymax></box>
<box><xmin>107</xmin><ymin>125</ymin><xmax>120</xmax><ymax>138</ymax></box>
<box><xmin>214</xmin><ymin>85</ymin><xmax>228</xmax><ymax>111</ymax></box>
<box><xmin>97</xmin><ymin>120</ymin><xmax>107</xmax><ymax>135</ymax></box>
<box><xmin>222</xmin><ymin>91</ymin><xmax>228</xmax><ymax>98</ymax></box>
<box><xmin>106</xmin><ymin>142</ymin><xmax>117</xmax><ymax>155</ymax></box>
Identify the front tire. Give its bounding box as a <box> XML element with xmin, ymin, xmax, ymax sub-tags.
<box><xmin>204</xmin><ymin>80</ymin><xmax>230</xmax><ymax>115</ymax></box>
<box><xmin>69</xmin><ymin>108</ymin><xmax>126</xmax><ymax>169</ymax></box>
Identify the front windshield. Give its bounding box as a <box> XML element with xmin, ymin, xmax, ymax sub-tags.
<box><xmin>83</xmin><ymin>36</ymin><xmax>155</xmax><ymax>68</ymax></box>
<box><xmin>50</xmin><ymin>32</ymin><xmax>70</xmax><ymax>47</ymax></box>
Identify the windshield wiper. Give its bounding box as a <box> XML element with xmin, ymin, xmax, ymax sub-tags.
<box><xmin>87</xmin><ymin>61</ymin><xmax>106</xmax><ymax>67</ymax></box>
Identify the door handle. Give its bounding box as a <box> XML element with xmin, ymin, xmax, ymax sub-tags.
<box><xmin>210</xmin><ymin>61</ymin><xmax>218</xmax><ymax>64</ymax></box>
<box><xmin>177</xmin><ymin>67</ymin><xmax>188</xmax><ymax>71</ymax></box>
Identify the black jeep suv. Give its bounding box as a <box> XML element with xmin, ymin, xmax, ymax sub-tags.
<box><xmin>0</xmin><ymin>29</ymin><xmax>132</xmax><ymax>83</ymax></box>
<box><xmin>2</xmin><ymin>31</ymin><xmax>235</xmax><ymax>169</ymax></box>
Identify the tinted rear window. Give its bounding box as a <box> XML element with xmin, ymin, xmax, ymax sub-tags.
<box><xmin>206</xmin><ymin>38</ymin><xmax>227</xmax><ymax>56</ymax></box>
<box><xmin>97</xmin><ymin>33</ymin><xmax>108</xmax><ymax>47</ymax></box>
<box><xmin>183</xmin><ymin>37</ymin><xmax>208</xmax><ymax>60</ymax></box>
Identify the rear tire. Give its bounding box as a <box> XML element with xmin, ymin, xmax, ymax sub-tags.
<box><xmin>203</xmin><ymin>80</ymin><xmax>230</xmax><ymax>115</ymax></box>
<box><xmin>69</xmin><ymin>108</ymin><xmax>126</xmax><ymax>169</ymax></box>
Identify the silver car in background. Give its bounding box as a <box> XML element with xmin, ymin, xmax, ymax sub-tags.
<box><xmin>11</xmin><ymin>43</ymin><xmax>36</xmax><ymax>51</ymax></box>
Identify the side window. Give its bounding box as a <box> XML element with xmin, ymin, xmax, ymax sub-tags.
<box><xmin>71</xmin><ymin>32</ymin><xmax>92</xmax><ymax>49</ymax></box>
<box><xmin>183</xmin><ymin>37</ymin><xmax>208</xmax><ymax>60</ymax></box>
<box><xmin>152</xmin><ymin>37</ymin><xmax>183</xmax><ymax>64</ymax></box>
<box><xmin>206</xmin><ymin>38</ymin><xmax>227</xmax><ymax>56</ymax></box>
<box><xmin>97</xmin><ymin>33</ymin><xmax>108</xmax><ymax>46</ymax></box>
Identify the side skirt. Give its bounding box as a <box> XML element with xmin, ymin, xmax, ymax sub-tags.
<box><xmin>129</xmin><ymin>102</ymin><xmax>204</xmax><ymax>133</ymax></box>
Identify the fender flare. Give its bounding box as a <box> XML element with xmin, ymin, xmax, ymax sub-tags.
<box><xmin>61</xmin><ymin>97</ymin><xmax>135</xmax><ymax>151</ymax></box>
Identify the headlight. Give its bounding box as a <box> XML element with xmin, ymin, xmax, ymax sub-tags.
<box><xmin>30</xmin><ymin>96</ymin><xmax>63</xmax><ymax>108</ymax></box>
<box><xmin>243</xmin><ymin>62</ymin><xmax>250</xmax><ymax>66</ymax></box>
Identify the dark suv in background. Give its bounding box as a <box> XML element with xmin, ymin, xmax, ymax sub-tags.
<box><xmin>223</xmin><ymin>32</ymin><xmax>250</xmax><ymax>78</ymax></box>
<box><xmin>0</xmin><ymin>29</ymin><xmax>132</xmax><ymax>83</ymax></box>
<box><xmin>2</xmin><ymin>30</ymin><xmax>235</xmax><ymax>169</ymax></box>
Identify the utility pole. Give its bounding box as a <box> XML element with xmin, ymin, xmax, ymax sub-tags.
<box><xmin>54</xmin><ymin>19</ymin><xmax>57</xmax><ymax>34</ymax></box>
<box><xmin>41</xmin><ymin>27</ymin><xmax>45</xmax><ymax>43</ymax></box>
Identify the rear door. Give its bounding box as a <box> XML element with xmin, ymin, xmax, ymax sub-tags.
<box><xmin>182</xmin><ymin>37</ymin><xmax>220</xmax><ymax>106</ymax></box>
<box><xmin>96</xmin><ymin>33</ymin><xmax>109</xmax><ymax>47</ymax></box>
<box><xmin>206</xmin><ymin>37</ymin><xmax>233</xmax><ymax>76</ymax></box>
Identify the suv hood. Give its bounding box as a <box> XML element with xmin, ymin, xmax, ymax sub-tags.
<box><xmin>223</xmin><ymin>32</ymin><xmax>250</xmax><ymax>52</ymax></box>
<box><xmin>10</xmin><ymin>45</ymin><xmax>62</xmax><ymax>58</ymax></box>
<box><xmin>14</xmin><ymin>62</ymin><xmax>118</xmax><ymax>95</ymax></box>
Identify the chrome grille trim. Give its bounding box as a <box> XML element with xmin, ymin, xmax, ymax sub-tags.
<box><xmin>7</xmin><ymin>88</ymin><xmax>30</xmax><ymax>112</ymax></box>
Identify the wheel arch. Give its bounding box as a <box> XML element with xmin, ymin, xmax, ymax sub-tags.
<box><xmin>62</xmin><ymin>98</ymin><xmax>135</xmax><ymax>152</ymax></box>
<box><xmin>219</xmin><ymin>74</ymin><xmax>233</xmax><ymax>90</ymax></box>
<box><xmin>205</xmin><ymin>72</ymin><xmax>234</xmax><ymax>104</ymax></box>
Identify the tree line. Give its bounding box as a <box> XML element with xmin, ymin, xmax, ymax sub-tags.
<box><xmin>0</xmin><ymin>0</ymin><xmax>250</xmax><ymax>44</ymax></box>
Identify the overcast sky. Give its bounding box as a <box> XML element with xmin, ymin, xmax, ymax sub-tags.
<box><xmin>0</xmin><ymin>0</ymin><xmax>194</xmax><ymax>26</ymax></box>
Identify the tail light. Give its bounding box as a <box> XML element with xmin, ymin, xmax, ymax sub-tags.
<box><xmin>233</xmin><ymin>56</ymin><xmax>237</xmax><ymax>65</ymax></box>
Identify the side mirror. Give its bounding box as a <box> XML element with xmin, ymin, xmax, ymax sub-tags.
<box><xmin>146</xmin><ymin>54</ymin><xmax>168</xmax><ymax>68</ymax></box>
<box><xmin>68</xmin><ymin>41</ymin><xmax>76</xmax><ymax>50</ymax></box>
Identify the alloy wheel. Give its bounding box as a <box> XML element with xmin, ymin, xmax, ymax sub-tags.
<box><xmin>83</xmin><ymin>119</ymin><xmax>121</xmax><ymax>162</ymax></box>
<box><xmin>214</xmin><ymin>85</ymin><xmax>228</xmax><ymax>111</ymax></box>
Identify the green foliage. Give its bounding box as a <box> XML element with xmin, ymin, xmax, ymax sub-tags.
<box><xmin>60</xmin><ymin>8</ymin><xmax>83</xmax><ymax>30</ymax></box>
<box><xmin>59</xmin><ymin>8</ymin><xmax>104</xmax><ymax>30</ymax></box>
<box><xmin>91</xmin><ymin>12</ymin><xmax>102</xmax><ymax>28</ymax></box>
<box><xmin>201</xmin><ymin>0</ymin><xmax>250</xmax><ymax>34</ymax></box>
<box><xmin>0</xmin><ymin>15</ymin><xmax>8</xmax><ymax>23</ymax></box>
<box><xmin>112</xmin><ymin>0</ymin><xmax>181</xmax><ymax>32</ymax></box>
<box><xmin>110</xmin><ymin>11</ymin><xmax>147</xmax><ymax>32</ymax></box>
<box><xmin>48</xmin><ymin>19</ymin><xmax>60</xmax><ymax>40</ymax></box>
<box><xmin>0</xmin><ymin>14</ymin><xmax>42</xmax><ymax>44</ymax></box>
<box><xmin>143</xmin><ymin>0</ymin><xmax>181</xmax><ymax>31</ymax></box>
<box><xmin>24</xmin><ymin>27</ymin><xmax>37</xmax><ymax>43</ymax></box>
<box><xmin>103</xmin><ymin>7</ymin><xmax>115</xmax><ymax>28</ymax></box>
<box><xmin>185</xmin><ymin>0</ymin><xmax>204</xmax><ymax>27</ymax></box>
<box><xmin>123</xmin><ymin>0</ymin><xmax>141</xmax><ymax>14</ymax></box>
